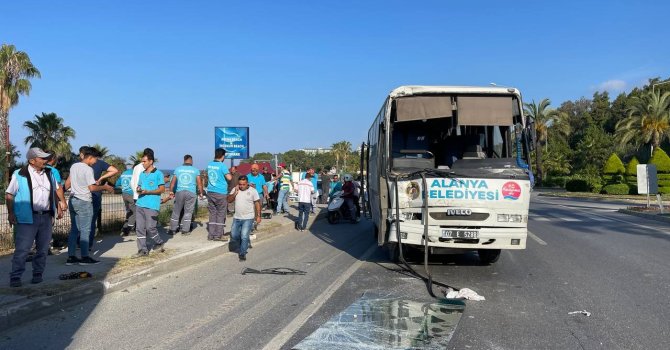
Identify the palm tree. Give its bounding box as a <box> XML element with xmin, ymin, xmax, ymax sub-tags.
<box><xmin>0</xmin><ymin>44</ymin><xmax>40</xmax><ymax>182</ymax></box>
<box><xmin>331</xmin><ymin>141</ymin><xmax>352</xmax><ymax>173</ymax></box>
<box><xmin>129</xmin><ymin>150</ymin><xmax>157</xmax><ymax>165</ymax></box>
<box><xmin>89</xmin><ymin>143</ymin><xmax>110</xmax><ymax>158</ymax></box>
<box><xmin>23</xmin><ymin>112</ymin><xmax>76</xmax><ymax>161</ymax></box>
<box><xmin>615</xmin><ymin>90</ymin><xmax>670</xmax><ymax>156</ymax></box>
<box><xmin>523</xmin><ymin>99</ymin><xmax>565</xmax><ymax>185</ymax></box>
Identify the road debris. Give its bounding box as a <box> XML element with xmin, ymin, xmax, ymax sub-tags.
<box><xmin>445</xmin><ymin>288</ymin><xmax>485</xmax><ymax>301</ymax></box>
<box><xmin>568</xmin><ymin>310</ymin><xmax>591</xmax><ymax>317</ymax></box>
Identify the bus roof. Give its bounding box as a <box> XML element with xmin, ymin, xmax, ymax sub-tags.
<box><xmin>389</xmin><ymin>85</ymin><xmax>521</xmax><ymax>99</ymax></box>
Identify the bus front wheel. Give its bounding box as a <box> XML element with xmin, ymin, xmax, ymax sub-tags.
<box><xmin>477</xmin><ymin>249</ymin><xmax>501</xmax><ymax>265</ymax></box>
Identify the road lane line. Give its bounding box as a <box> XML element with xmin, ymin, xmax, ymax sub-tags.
<box><xmin>262</xmin><ymin>243</ymin><xmax>378</xmax><ymax>350</ymax></box>
<box><xmin>535</xmin><ymin>198</ymin><xmax>669</xmax><ymax>234</ymax></box>
<box><xmin>527</xmin><ymin>230</ymin><xmax>547</xmax><ymax>246</ymax></box>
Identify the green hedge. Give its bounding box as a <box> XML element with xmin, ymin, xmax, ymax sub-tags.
<box><xmin>660</xmin><ymin>186</ymin><xmax>670</xmax><ymax>194</ymax></box>
<box><xmin>603</xmin><ymin>174</ymin><xmax>624</xmax><ymax>184</ymax></box>
<box><xmin>602</xmin><ymin>184</ymin><xmax>630</xmax><ymax>195</ymax></box>
<box><xmin>626</xmin><ymin>157</ymin><xmax>639</xmax><ymax>176</ymax></box>
<box><xmin>543</xmin><ymin>176</ymin><xmax>568</xmax><ymax>188</ymax></box>
<box><xmin>603</xmin><ymin>153</ymin><xmax>625</xmax><ymax>175</ymax></box>
<box><xmin>658</xmin><ymin>174</ymin><xmax>670</xmax><ymax>181</ymax></box>
<box><xmin>650</xmin><ymin>148</ymin><xmax>670</xmax><ymax>173</ymax></box>
<box><xmin>628</xmin><ymin>184</ymin><xmax>638</xmax><ymax>195</ymax></box>
<box><xmin>566</xmin><ymin>177</ymin><xmax>602</xmax><ymax>193</ymax></box>
<box><xmin>658</xmin><ymin>180</ymin><xmax>670</xmax><ymax>187</ymax></box>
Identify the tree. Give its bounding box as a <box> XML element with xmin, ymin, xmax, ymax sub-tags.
<box><xmin>88</xmin><ymin>143</ymin><xmax>110</xmax><ymax>158</ymax></box>
<box><xmin>615</xmin><ymin>90</ymin><xmax>670</xmax><ymax>156</ymax></box>
<box><xmin>331</xmin><ymin>141</ymin><xmax>352</xmax><ymax>173</ymax></box>
<box><xmin>129</xmin><ymin>150</ymin><xmax>157</xmax><ymax>165</ymax></box>
<box><xmin>0</xmin><ymin>44</ymin><xmax>40</xmax><ymax>183</ymax></box>
<box><xmin>23</xmin><ymin>112</ymin><xmax>76</xmax><ymax>160</ymax></box>
<box><xmin>523</xmin><ymin>99</ymin><xmax>566</xmax><ymax>185</ymax></box>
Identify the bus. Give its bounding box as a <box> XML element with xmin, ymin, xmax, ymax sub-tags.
<box><xmin>365</xmin><ymin>85</ymin><xmax>534</xmax><ymax>264</ymax></box>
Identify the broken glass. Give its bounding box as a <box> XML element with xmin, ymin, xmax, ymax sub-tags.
<box><xmin>293</xmin><ymin>294</ymin><xmax>464</xmax><ymax>349</ymax></box>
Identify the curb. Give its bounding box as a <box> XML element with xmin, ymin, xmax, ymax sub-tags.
<box><xmin>0</xmin><ymin>213</ymin><xmax>317</xmax><ymax>332</ymax></box>
<box><xmin>617</xmin><ymin>209</ymin><xmax>670</xmax><ymax>224</ymax></box>
<box><xmin>537</xmin><ymin>192</ymin><xmax>670</xmax><ymax>205</ymax></box>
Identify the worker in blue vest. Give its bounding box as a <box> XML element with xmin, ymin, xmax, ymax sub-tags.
<box><xmin>6</xmin><ymin>148</ymin><xmax>66</xmax><ymax>287</ymax></box>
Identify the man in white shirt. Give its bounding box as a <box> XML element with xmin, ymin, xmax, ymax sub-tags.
<box><xmin>6</xmin><ymin>148</ymin><xmax>66</xmax><ymax>287</ymax></box>
<box><xmin>295</xmin><ymin>173</ymin><xmax>314</xmax><ymax>231</ymax></box>
<box><xmin>227</xmin><ymin>175</ymin><xmax>261</xmax><ymax>261</ymax></box>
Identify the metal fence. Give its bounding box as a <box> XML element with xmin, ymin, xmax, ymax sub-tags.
<box><xmin>0</xmin><ymin>193</ymin><xmax>175</xmax><ymax>249</ymax></box>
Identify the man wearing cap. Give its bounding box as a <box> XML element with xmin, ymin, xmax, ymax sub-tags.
<box><xmin>167</xmin><ymin>154</ymin><xmax>203</xmax><ymax>235</ymax></box>
<box><xmin>115</xmin><ymin>161</ymin><xmax>136</xmax><ymax>236</ymax></box>
<box><xmin>6</xmin><ymin>148</ymin><xmax>66</xmax><ymax>287</ymax></box>
<box><xmin>206</xmin><ymin>148</ymin><xmax>233</xmax><ymax>240</ymax></box>
<box><xmin>275</xmin><ymin>163</ymin><xmax>292</xmax><ymax>215</ymax></box>
<box><xmin>89</xmin><ymin>147</ymin><xmax>118</xmax><ymax>249</ymax></box>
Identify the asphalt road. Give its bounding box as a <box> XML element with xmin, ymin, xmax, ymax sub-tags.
<box><xmin>1</xmin><ymin>195</ymin><xmax>669</xmax><ymax>349</ymax></box>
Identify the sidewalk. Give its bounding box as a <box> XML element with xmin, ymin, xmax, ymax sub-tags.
<box><xmin>0</xmin><ymin>204</ymin><xmax>325</xmax><ymax>331</ymax></box>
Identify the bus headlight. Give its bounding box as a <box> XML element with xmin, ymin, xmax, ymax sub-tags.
<box><xmin>498</xmin><ymin>214</ymin><xmax>523</xmax><ymax>222</ymax></box>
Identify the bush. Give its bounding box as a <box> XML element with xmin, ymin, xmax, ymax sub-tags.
<box><xmin>660</xmin><ymin>186</ymin><xmax>670</xmax><ymax>195</ymax></box>
<box><xmin>566</xmin><ymin>175</ymin><xmax>602</xmax><ymax>193</ymax></box>
<box><xmin>650</xmin><ymin>148</ymin><xmax>670</xmax><ymax>173</ymax></box>
<box><xmin>603</xmin><ymin>153</ymin><xmax>625</xmax><ymax>175</ymax></box>
<box><xmin>603</xmin><ymin>174</ymin><xmax>624</xmax><ymax>184</ymax></box>
<box><xmin>658</xmin><ymin>174</ymin><xmax>670</xmax><ymax>181</ymax></box>
<box><xmin>566</xmin><ymin>179</ymin><xmax>589</xmax><ymax>192</ymax></box>
<box><xmin>625</xmin><ymin>157</ymin><xmax>640</xmax><ymax>176</ymax></box>
<box><xmin>602</xmin><ymin>183</ymin><xmax>630</xmax><ymax>195</ymax></box>
<box><xmin>542</xmin><ymin>176</ymin><xmax>568</xmax><ymax>188</ymax></box>
<box><xmin>628</xmin><ymin>184</ymin><xmax>638</xmax><ymax>195</ymax></box>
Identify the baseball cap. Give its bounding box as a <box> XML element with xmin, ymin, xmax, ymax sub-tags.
<box><xmin>27</xmin><ymin>147</ymin><xmax>51</xmax><ymax>160</ymax></box>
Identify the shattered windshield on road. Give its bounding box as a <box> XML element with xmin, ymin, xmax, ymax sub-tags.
<box><xmin>294</xmin><ymin>293</ymin><xmax>465</xmax><ymax>350</ymax></box>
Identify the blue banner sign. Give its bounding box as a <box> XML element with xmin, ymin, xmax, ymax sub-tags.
<box><xmin>214</xmin><ymin>127</ymin><xmax>249</xmax><ymax>159</ymax></box>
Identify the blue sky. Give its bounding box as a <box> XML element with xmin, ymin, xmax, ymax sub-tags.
<box><xmin>2</xmin><ymin>0</ymin><xmax>669</xmax><ymax>169</ymax></box>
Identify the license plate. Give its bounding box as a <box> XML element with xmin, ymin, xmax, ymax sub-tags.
<box><xmin>441</xmin><ymin>229</ymin><xmax>479</xmax><ymax>239</ymax></box>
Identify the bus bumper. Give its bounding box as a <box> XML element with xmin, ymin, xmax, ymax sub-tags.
<box><xmin>388</xmin><ymin>223</ymin><xmax>527</xmax><ymax>250</ymax></box>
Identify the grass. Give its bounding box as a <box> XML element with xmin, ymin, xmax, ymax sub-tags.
<box><xmin>109</xmin><ymin>248</ymin><xmax>174</xmax><ymax>275</ymax></box>
<box><xmin>539</xmin><ymin>191</ymin><xmax>670</xmax><ymax>202</ymax></box>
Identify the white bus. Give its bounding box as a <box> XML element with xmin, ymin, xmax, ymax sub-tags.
<box><xmin>365</xmin><ymin>85</ymin><xmax>534</xmax><ymax>264</ymax></box>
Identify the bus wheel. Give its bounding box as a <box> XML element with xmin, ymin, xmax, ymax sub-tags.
<box><xmin>386</xmin><ymin>243</ymin><xmax>400</xmax><ymax>263</ymax></box>
<box><xmin>327</xmin><ymin>211</ymin><xmax>341</xmax><ymax>224</ymax></box>
<box><xmin>477</xmin><ymin>249</ymin><xmax>501</xmax><ymax>265</ymax></box>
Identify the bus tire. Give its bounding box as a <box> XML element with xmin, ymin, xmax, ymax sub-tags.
<box><xmin>386</xmin><ymin>243</ymin><xmax>400</xmax><ymax>263</ymax></box>
<box><xmin>327</xmin><ymin>211</ymin><xmax>341</xmax><ymax>224</ymax></box>
<box><xmin>478</xmin><ymin>249</ymin><xmax>501</xmax><ymax>265</ymax></box>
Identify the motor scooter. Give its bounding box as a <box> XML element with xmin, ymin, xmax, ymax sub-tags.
<box><xmin>327</xmin><ymin>190</ymin><xmax>354</xmax><ymax>224</ymax></box>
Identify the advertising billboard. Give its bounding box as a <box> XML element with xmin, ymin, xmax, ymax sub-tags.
<box><xmin>214</xmin><ymin>127</ymin><xmax>249</xmax><ymax>159</ymax></box>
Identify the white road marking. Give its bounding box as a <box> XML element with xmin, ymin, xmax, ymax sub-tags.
<box><xmin>559</xmin><ymin>217</ymin><xmax>581</xmax><ymax>222</ymax></box>
<box><xmin>527</xmin><ymin>230</ymin><xmax>547</xmax><ymax>246</ymax></box>
<box><xmin>531</xmin><ymin>217</ymin><xmax>551</xmax><ymax>222</ymax></box>
<box><xmin>535</xmin><ymin>198</ymin><xmax>669</xmax><ymax>234</ymax></box>
<box><xmin>262</xmin><ymin>243</ymin><xmax>379</xmax><ymax>350</ymax></box>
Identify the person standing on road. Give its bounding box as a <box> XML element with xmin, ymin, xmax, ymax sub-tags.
<box><xmin>206</xmin><ymin>148</ymin><xmax>233</xmax><ymax>241</ymax></box>
<box><xmin>227</xmin><ymin>165</ymin><xmax>241</xmax><ymax>215</ymax></box>
<box><xmin>306</xmin><ymin>168</ymin><xmax>319</xmax><ymax>214</ymax></box>
<box><xmin>6</xmin><ymin>148</ymin><xmax>66</xmax><ymax>287</ymax></box>
<box><xmin>65</xmin><ymin>147</ymin><xmax>114</xmax><ymax>266</ymax></box>
<box><xmin>115</xmin><ymin>161</ymin><xmax>136</xmax><ymax>236</ymax></box>
<box><xmin>341</xmin><ymin>174</ymin><xmax>357</xmax><ymax>223</ymax></box>
<box><xmin>296</xmin><ymin>172</ymin><xmax>314</xmax><ymax>231</ymax></box>
<box><xmin>168</xmin><ymin>154</ymin><xmax>203</xmax><ymax>236</ymax></box>
<box><xmin>320</xmin><ymin>170</ymin><xmax>331</xmax><ymax>204</ymax></box>
<box><xmin>227</xmin><ymin>175</ymin><xmax>261</xmax><ymax>261</ymax></box>
<box><xmin>133</xmin><ymin>153</ymin><xmax>166</xmax><ymax>258</ymax></box>
<box><xmin>275</xmin><ymin>163</ymin><xmax>292</xmax><ymax>215</ymax></box>
<box><xmin>88</xmin><ymin>147</ymin><xmax>119</xmax><ymax>250</ymax></box>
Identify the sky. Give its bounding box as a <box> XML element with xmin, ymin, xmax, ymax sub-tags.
<box><xmin>2</xmin><ymin>0</ymin><xmax>669</xmax><ymax>169</ymax></box>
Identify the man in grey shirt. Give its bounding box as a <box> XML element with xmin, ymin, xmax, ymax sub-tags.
<box><xmin>227</xmin><ymin>175</ymin><xmax>261</xmax><ymax>261</ymax></box>
<box><xmin>65</xmin><ymin>148</ymin><xmax>113</xmax><ymax>265</ymax></box>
